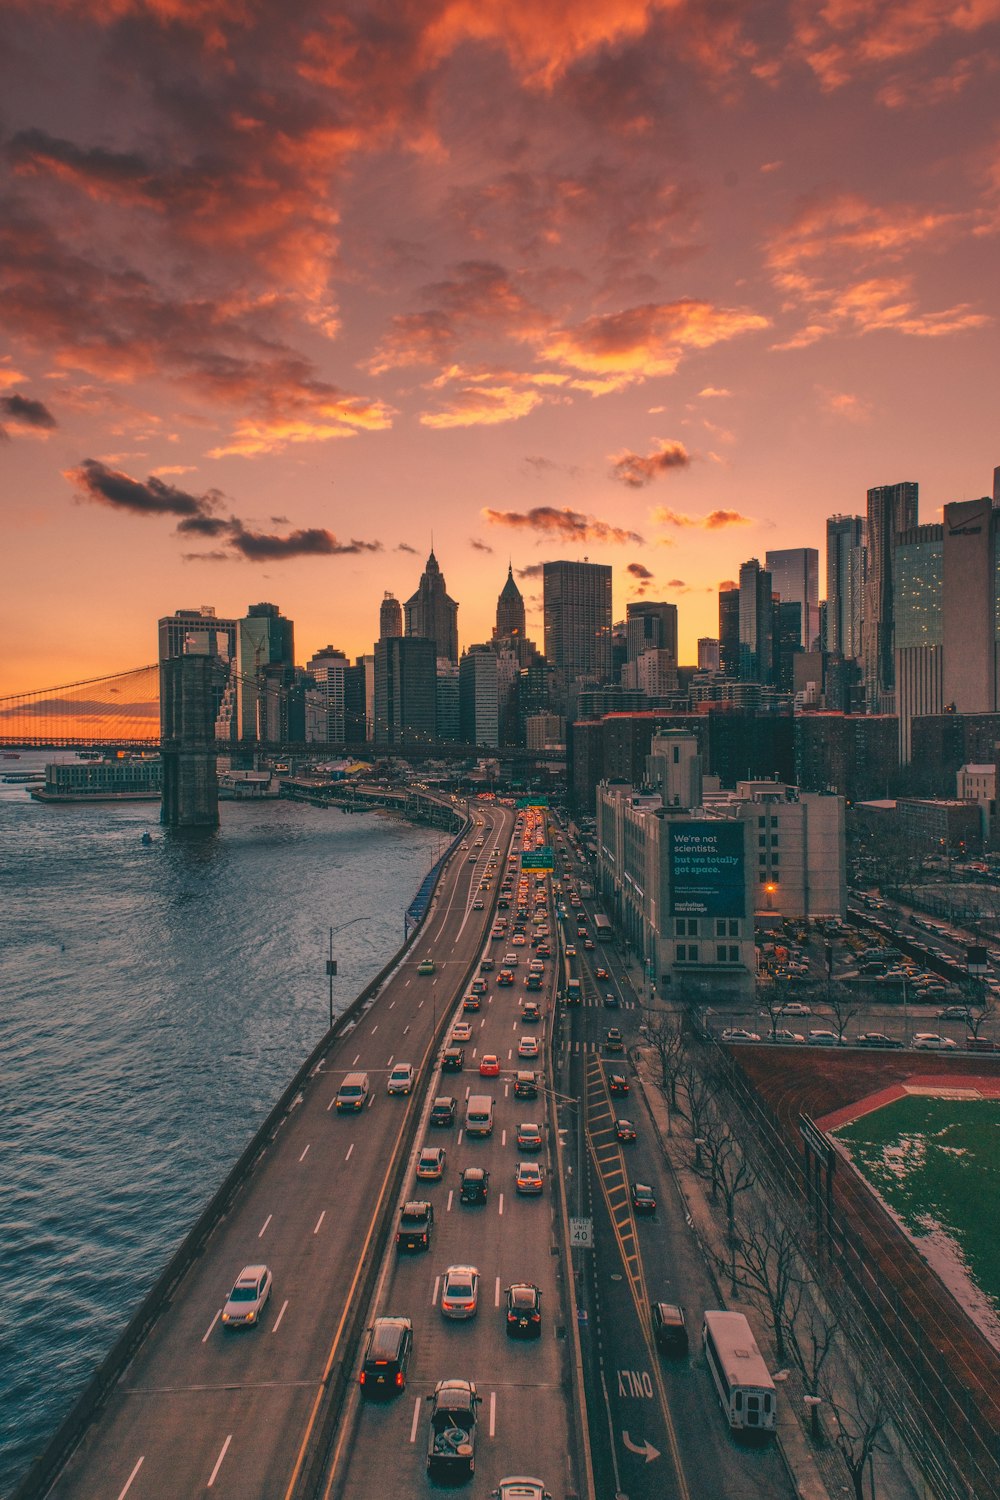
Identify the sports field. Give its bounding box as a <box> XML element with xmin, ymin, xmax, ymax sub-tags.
<box><xmin>834</xmin><ymin>1095</ymin><xmax>1000</xmax><ymax>1324</ymax></box>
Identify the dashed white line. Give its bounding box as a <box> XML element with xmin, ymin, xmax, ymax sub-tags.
<box><xmin>314</xmin><ymin>1211</ymin><xmax>326</xmax><ymax>1235</ymax></box>
<box><xmin>202</xmin><ymin>1311</ymin><xmax>220</xmax><ymax>1343</ymax></box>
<box><xmin>298</xmin><ymin>1145</ymin><xmax>310</xmax><ymax>1163</ymax></box>
<box><xmin>388</xmin><ymin>1000</ymin><xmax>395</xmax><ymax>1009</ymax></box>
<box><xmin>501</xmin><ymin>1129</ymin><xmax>507</xmax><ymax>1146</ymax></box>
<box><xmin>258</xmin><ymin>1213</ymin><xmax>272</xmax><ymax>1238</ymax></box>
<box><xmin>367</xmin><ymin>1093</ymin><xmax>375</xmax><ymax>1108</ymax></box>
<box><xmin>207</xmin><ymin>1435</ymin><xmax>232</xmax><ymax>1488</ymax></box>
<box><xmin>116</xmin><ymin>1457</ymin><xmax>144</xmax><ymax>1500</ymax></box>
<box><xmin>410</xmin><ymin>1397</ymin><xmax>421</xmax><ymax>1443</ymax></box>
<box><xmin>432</xmin><ymin>1275</ymin><xmax>441</xmax><ymax>1306</ymax></box>
<box><xmin>447</xmin><ymin>1189</ymin><xmax>454</xmax><ymax>1211</ymax></box>
<box><xmin>489</xmin><ymin>1390</ymin><xmax>497</xmax><ymax>1437</ymax></box>
<box><xmin>457</xmin><ymin>1128</ymin><xmax>464</xmax><ymax>1145</ymax></box>
<box><xmin>494</xmin><ymin>1276</ymin><xmax>501</xmax><ymax>1307</ymax></box>
<box><xmin>272</xmin><ymin>1299</ymin><xmax>288</xmax><ymax>1333</ymax></box>
<box><xmin>386</xmin><ymin>1054</ymin><xmax>394</xmax><ymax>1067</ymax></box>
<box><xmin>371</xmin><ymin>1023</ymin><xmax>378</xmax><ymax>1035</ymax></box>
<box><xmin>345</xmin><ymin>1143</ymin><xmax>354</xmax><ymax>1161</ymax></box>
<box><xmin>498</xmin><ymin>1193</ymin><xmax>505</xmax><ymax>1216</ymax></box>
<box><xmin>403</xmin><ymin>1024</ymin><xmax>410</xmax><ymax>1035</ymax></box>
<box><xmin>352</xmin><ymin>1053</ymin><xmax>361</xmax><ymax>1067</ymax></box>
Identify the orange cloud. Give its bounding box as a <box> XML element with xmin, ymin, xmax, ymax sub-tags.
<box><xmin>483</xmin><ymin>505</ymin><xmax>643</xmax><ymax>544</ymax></box>
<box><xmin>789</xmin><ymin>0</ymin><xmax>1000</xmax><ymax>92</ymax></box>
<box><xmin>652</xmin><ymin>506</ymin><xmax>754</xmax><ymax>530</ymax></box>
<box><xmin>539</xmin><ymin>299</ymin><xmax>768</xmax><ymax>383</ymax></box>
<box><xmin>420</xmin><ymin>384</ymin><xmax>543</xmax><ymax>428</ymax></box>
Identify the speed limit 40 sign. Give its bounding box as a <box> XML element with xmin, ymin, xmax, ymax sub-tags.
<box><xmin>569</xmin><ymin>1217</ymin><xmax>593</xmax><ymax>1248</ymax></box>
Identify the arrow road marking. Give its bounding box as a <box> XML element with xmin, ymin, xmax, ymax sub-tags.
<box><xmin>622</xmin><ymin>1431</ymin><xmax>661</xmax><ymax>1463</ymax></box>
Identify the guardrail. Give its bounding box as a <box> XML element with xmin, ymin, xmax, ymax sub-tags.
<box><xmin>12</xmin><ymin>814</ymin><xmax>471</xmax><ymax>1500</ymax></box>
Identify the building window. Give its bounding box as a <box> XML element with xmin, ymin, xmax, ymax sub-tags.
<box><xmin>759</xmin><ymin>834</ymin><xmax>766</xmax><ymax>847</ymax></box>
<box><xmin>676</xmin><ymin>943</ymin><xmax>699</xmax><ymax>962</ymax></box>
<box><xmin>758</xmin><ymin>815</ymin><xmax>766</xmax><ymax>828</ymax></box>
<box><xmin>675</xmin><ymin>917</ymin><xmax>698</xmax><ymax>937</ymax></box>
<box><xmin>727</xmin><ymin>919</ymin><xmax>739</xmax><ymax>937</ymax></box>
<box><xmin>772</xmin><ymin>853</ymin><xmax>780</xmax><ymax>866</ymax></box>
<box><xmin>715</xmin><ymin>918</ymin><xmax>726</xmax><ymax>937</ymax></box>
<box><xmin>677</xmin><ymin>943</ymin><xmax>686</xmax><ymax>961</ymax></box>
<box><xmin>771</xmin><ymin>833</ymin><xmax>779</xmax><ymax>845</ymax></box>
<box><xmin>716</xmin><ymin>944</ymin><xmax>727</xmax><ymax>962</ymax></box>
<box><xmin>759</xmin><ymin>854</ymin><xmax>767</xmax><ymax>867</ymax></box>
<box><xmin>729</xmin><ymin>945</ymin><xmax>740</xmax><ymax>962</ymax></box>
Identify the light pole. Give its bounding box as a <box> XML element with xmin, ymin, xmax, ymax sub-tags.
<box><xmin>326</xmin><ymin>914</ymin><xmax>368</xmax><ymax>1029</ymax></box>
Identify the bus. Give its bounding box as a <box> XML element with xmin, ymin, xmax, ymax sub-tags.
<box><xmin>593</xmin><ymin>913</ymin><xmax>612</xmax><ymax>940</ymax></box>
<box><xmin>702</xmin><ymin>1311</ymin><xmax>776</xmax><ymax>1436</ymax></box>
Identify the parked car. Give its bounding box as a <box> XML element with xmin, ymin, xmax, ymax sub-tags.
<box><xmin>775</xmin><ymin>1001</ymin><xmax>811</xmax><ymax>1016</ymax></box>
<box><xmin>221</xmin><ymin>1264</ymin><xmax>272</xmax><ymax>1329</ymax></box>
<box><xmin>807</xmin><ymin>1029</ymin><xmax>845</xmax><ymax>1046</ymax></box>
<box><xmin>938</xmin><ymin>1005</ymin><xmax>971</xmax><ymax>1020</ymax></box>
<box><xmin>426</xmin><ymin>1379</ymin><xmax>480</xmax><ymax>1479</ymax></box>
<box><xmin>721</xmin><ymin>1028</ymin><xmax>760</xmax><ymax>1043</ymax></box>
<box><xmin>912</xmin><ymin>1032</ymin><xmax>959</xmax><ymax>1050</ymax></box>
<box><xmin>855</xmin><ymin>1032</ymin><xmax>904</xmax><ymax>1049</ymax></box>
<box><xmin>504</xmin><ymin>1283</ymin><xmax>542</xmax><ymax>1338</ymax></box>
<box><xmin>768</xmin><ymin>1029</ymin><xmax>805</xmax><ymax>1045</ymax></box>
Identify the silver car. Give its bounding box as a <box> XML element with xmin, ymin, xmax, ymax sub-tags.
<box><xmin>221</xmin><ymin>1264</ymin><xmax>272</xmax><ymax>1328</ymax></box>
<box><xmin>440</xmin><ymin>1264</ymin><xmax>480</xmax><ymax>1319</ymax></box>
<box><xmin>387</xmin><ymin>1063</ymin><xmax>414</xmax><ymax>1095</ymax></box>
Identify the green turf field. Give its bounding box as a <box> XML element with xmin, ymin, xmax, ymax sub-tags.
<box><xmin>835</xmin><ymin>1095</ymin><xmax>1000</xmax><ymax>1314</ymax></box>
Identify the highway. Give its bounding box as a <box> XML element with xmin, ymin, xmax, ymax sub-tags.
<box><xmin>325</xmin><ymin>810</ymin><xmax>574</xmax><ymax>1500</ymax></box>
<box><xmin>550</xmin><ymin>829</ymin><xmax>796</xmax><ymax>1500</ymax></box>
<box><xmin>45</xmin><ymin>800</ymin><xmax>517</xmax><ymax>1500</ymax></box>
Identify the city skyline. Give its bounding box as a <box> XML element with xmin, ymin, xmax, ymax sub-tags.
<box><xmin>3</xmin><ymin>3</ymin><xmax>1000</xmax><ymax>693</ymax></box>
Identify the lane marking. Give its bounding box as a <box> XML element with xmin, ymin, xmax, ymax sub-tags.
<box><xmin>207</xmin><ymin>1434</ymin><xmax>232</xmax><ymax>1488</ymax></box>
<box><xmin>327</xmin><ymin>1096</ymin><xmax>336</xmax><ymax>1111</ymax></box>
<box><xmin>258</xmin><ymin>1214</ymin><xmax>272</xmax><ymax>1238</ymax></box>
<box><xmin>352</xmin><ymin>1054</ymin><xmax>360</xmax><ymax>1067</ymax></box>
<box><xmin>313</xmin><ymin>1211</ymin><xmax>326</xmax><ymax>1235</ymax></box>
<box><xmin>494</xmin><ymin>1276</ymin><xmax>501</xmax><ymax>1308</ymax></box>
<box><xmin>345</xmin><ymin>1143</ymin><xmax>354</xmax><ymax>1162</ymax></box>
<box><xmin>386</xmin><ymin>1054</ymin><xmax>394</xmax><ymax>1067</ymax></box>
<box><xmin>457</xmin><ymin>1128</ymin><xmax>464</xmax><ymax>1144</ymax></box>
<box><xmin>432</xmin><ymin>1275</ymin><xmax>441</xmax><ymax>1306</ymax></box>
<box><xmin>116</xmin><ymin>1457</ymin><xmax>144</xmax><ymax>1500</ymax></box>
<box><xmin>298</xmin><ymin>1146</ymin><xmax>310</xmax><ymax>1163</ymax></box>
<box><xmin>371</xmin><ymin>1024</ymin><xmax>378</xmax><ymax>1035</ymax></box>
<box><xmin>498</xmin><ymin>1193</ymin><xmax>504</xmax><ymax>1216</ymax></box>
<box><xmin>489</xmin><ymin>1390</ymin><xmax>497</xmax><ymax>1438</ymax></box>
<box><xmin>388</xmin><ymin>1000</ymin><xmax>395</xmax><ymax>1009</ymax></box>
<box><xmin>410</xmin><ymin>1397</ymin><xmax>421</xmax><ymax>1443</ymax></box>
<box><xmin>202</xmin><ymin>1311</ymin><xmax>220</xmax><ymax>1343</ymax></box>
<box><xmin>403</xmin><ymin>1024</ymin><xmax>410</xmax><ymax>1035</ymax></box>
<box><xmin>501</xmin><ymin>1129</ymin><xmax>506</xmax><ymax>1146</ymax></box>
<box><xmin>447</xmin><ymin>1189</ymin><xmax>454</xmax><ymax>1212</ymax></box>
<box><xmin>272</xmin><ymin>1299</ymin><xmax>289</xmax><ymax>1333</ymax></box>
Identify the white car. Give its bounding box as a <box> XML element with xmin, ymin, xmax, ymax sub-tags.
<box><xmin>769</xmin><ymin>1029</ymin><xmax>805</xmax><ymax>1044</ymax></box>
<box><xmin>451</xmin><ymin>1021</ymin><xmax>473</xmax><ymax>1043</ymax></box>
<box><xmin>807</xmin><ymin>1030</ymin><xmax>845</xmax><ymax>1046</ymax></box>
<box><xmin>440</xmin><ymin>1263</ymin><xmax>480</xmax><ymax>1320</ymax></box>
<box><xmin>775</xmin><ymin>1001</ymin><xmax>811</xmax><ymax>1017</ymax></box>
<box><xmin>387</xmin><ymin>1063</ymin><xmax>415</xmax><ymax>1095</ymax></box>
<box><xmin>221</xmin><ymin>1264</ymin><xmax>272</xmax><ymax>1329</ymax></box>
<box><xmin>518</xmin><ymin>1035</ymin><xmax>540</xmax><ymax>1058</ymax></box>
<box><xmin>911</xmin><ymin>1033</ymin><xmax>959</xmax><ymax>1050</ymax></box>
<box><xmin>721</xmin><ymin>1027</ymin><xmax>760</xmax><ymax>1043</ymax></box>
<box><xmin>503</xmin><ymin>952</ymin><xmax>519</xmax><ymax>967</ymax></box>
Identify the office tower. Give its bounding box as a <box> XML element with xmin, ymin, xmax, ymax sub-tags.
<box><xmin>158</xmin><ymin>605</ymin><xmax>237</xmax><ymax>663</ymax></box>
<box><xmin>543</xmin><ymin>560</ymin><xmax>612</xmax><ymax>682</ymax></box>
<box><xmin>698</xmin><ymin>638</ymin><xmax>721</xmax><ymax>671</ymax></box>
<box><xmin>625</xmin><ymin>601</ymin><xmax>678</xmax><ymax>663</ymax></box>
<box><xmin>344</xmin><ymin>660</ymin><xmax>366</xmax><ymax>742</ymax></box>
<box><xmin>825</xmin><ymin>515</ymin><xmax>865</xmax><ymax>659</ymax></box>
<box><xmin>404</xmin><ymin>549</ymin><xmax>459</xmax><ymax>663</ymax></box>
<box><xmin>738</xmin><ymin>559</ymin><xmax>774</xmax><ymax>684</ymax></box>
<box><xmin>942</xmin><ymin>496</ymin><xmax>1000</xmax><ymax>714</ymax></box>
<box><xmin>435</xmin><ymin>660</ymin><xmax>460</xmax><ymax>742</ymax></box>
<box><xmin>894</xmin><ymin>523</ymin><xmax>943</xmax><ymax>760</ymax></box>
<box><xmin>718</xmin><ymin>588</ymin><xmax>740</xmax><ymax>675</ymax></box>
<box><xmin>237</xmin><ymin>602</ymin><xmax>294</xmax><ymax>740</ymax></box>
<box><xmin>863</xmin><ymin>481</ymin><xmax>918</xmax><ymax>710</ymax></box>
<box><xmin>766</xmin><ymin>548</ymin><xmax>819</xmax><ymax>649</ymax></box>
<box><xmin>373</xmin><ymin>636</ymin><xmax>437</xmax><ymax>748</ymax></box>
<box><xmin>379</xmin><ymin>592</ymin><xmax>402</xmax><ymax>639</ymax></box>
<box><xmin>361</xmin><ymin>653</ymin><xmax>375</xmax><ymax>740</ymax></box>
<box><xmin>494</xmin><ymin>563</ymin><xmax>526</xmax><ymax>640</ymax></box>
<box><xmin>306</xmin><ymin>646</ymin><xmax>350</xmax><ymax>742</ymax></box>
<box><xmin>774</xmin><ymin>600</ymin><xmax>804</xmax><ymax>691</ymax></box>
<box><xmin>459</xmin><ymin>644</ymin><xmax>500</xmax><ymax>746</ymax></box>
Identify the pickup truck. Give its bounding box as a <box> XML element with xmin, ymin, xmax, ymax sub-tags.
<box><xmin>426</xmin><ymin>1379</ymin><xmax>480</xmax><ymax>1478</ymax></box>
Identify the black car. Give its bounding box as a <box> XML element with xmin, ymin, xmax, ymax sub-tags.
<box><xmin>614</xmin><ymin>1117</ymin><xmax>637</xmax><ymax>1143</ymax></box>
<box><xmin>426</xmin><ymin>1380</ymin><xmax>480</xmax><ymax>1478</ymax></box>
<box><xmin>396</xmin><ymin>1200</ymin><xmax>434</xmax><ymax>1251</ymax></box>
<box><xmin>441</xmin><ymin>1046</ymin><xmax>465</xmax><ymax>1073</ymax></box>
<box><xmin>854</xmin><ymin>1032</ymin><xmax>904</xmax><ymax>1049</ymax></box>
<box><xmin>651</xmin><ymin>1302</ymin><xmax>688</xmax><ymax>1355</ymax></box>
<box><xmin>359</xmin><ymin>1315</ymin><xmax>413</xmax><ymax>1396</ymax></box>
<box><xmin>513</xmin><ymin>1070</ymin><xmax>538</xmax><ymax>1099</ymax></box>
<box><xmin>505</xmin><ymin>1282</ymin><xmax>542</xmax><ymax>1338</ymax></box>
<box><xmin>430</xmin><ymin>1095</ymin><xmax>458</xmax><ymax>1127</ymax></box>
<box><xmin>608</xmin><ymin>1072</ymin><xmax>629</xmax><ymax>1096</ymax></box>
<box><xmin>604</xmin><ymin>993</ymin><xmax>620</xmax><ymax>1008</ymax></box>
<box><xmin>630</xmin><ymin>1181</ymin><xmax>656</xmax><ymax>1216</ymax></box>
<box><xmin>460</xmin><ymin>1166</ymin><xmax>490</xmax><ymax>1205</ymax></box>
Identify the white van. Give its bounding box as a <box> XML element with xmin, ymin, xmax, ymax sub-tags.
<box><xmin>335</xmin><ymin>1072</ymin><xmax>370</xmax><ymax>1113</ymax></box>
<box><xmin>465</xmin><ymin>1094</ymin><xmax>494</xmax><ymax>1137</ymax></box>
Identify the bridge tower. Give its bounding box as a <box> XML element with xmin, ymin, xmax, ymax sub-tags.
<box><xmin>160</xmin><ymin>655</ymin><xmax>221</xmax><ymax>828</ymax></box>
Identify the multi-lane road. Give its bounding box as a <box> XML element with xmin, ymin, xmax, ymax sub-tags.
<box><xmin>46</xmin><ymin>801</ymin><xmax>518</xmax><ymax>1500</ymax></box>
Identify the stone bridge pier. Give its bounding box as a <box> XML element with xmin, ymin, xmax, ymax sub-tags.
<box><xmin>160</xmin><ymin>655</ymin><xmax>222</xmax><ymax>828</ymax></box>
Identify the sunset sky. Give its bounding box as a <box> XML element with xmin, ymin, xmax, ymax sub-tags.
<box><xmin>2</xmin><ymin>0</ymin><xmax>999</xmax><ymax>696</ymax></box>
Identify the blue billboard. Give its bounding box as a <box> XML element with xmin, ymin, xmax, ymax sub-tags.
<box><xmin>669</xmin><ymin>822</ymin><xmax>745</xmax><ymax>918</ymax></box>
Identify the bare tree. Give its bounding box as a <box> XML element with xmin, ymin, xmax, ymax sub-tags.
<box><xmin>644</xmin><ymin>1010</ymin><xmax>686</xmax><ymax>1117</ymax></box>
<box><xmin>823</xmin><ymin>981</ymin><xmax>865</xmax><ymax>1043</ymax></box>
<box><xmin>824</xmin><ymin>1363</ymin><xmax>892</xmax><ymax>1500</ymax></box>
<box><xmin>699</xmin><ymin>1115</ymin><xmax>757</xmax><ymax>1238</ymax></box>
<box><xmin>725</xmin><ymin>1199</ymin><xmax>803</xmax><ymax>1361</ymax></box>
<box><xmin>955</xmin><ymin>976</ymin><xmax>996</xmax><ymax>1039</ymax></box>
<box><xmin>680</xmin><ymin>1058</ymin><xmax>718</xmax><ymax>1143</ymax></box>
<box><xmin>782</xmin><ymin>1283</ymin><xmax>841</xmax><ymax>1439</ymax></box>
<box><xmin>756</xmin><ymin>979</ymin><xmax>786</xmax><ymax>1040</ymax></box>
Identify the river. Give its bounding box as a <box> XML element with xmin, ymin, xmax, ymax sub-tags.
<box><xmin>0</xmin><ymin>755</ymin><xmax>442</xmax><ymax>1493</ymax></box>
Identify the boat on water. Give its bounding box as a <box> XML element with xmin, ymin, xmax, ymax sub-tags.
<box><xmin>2</xmin><ymin>752</ymin><xmax>21</xmax><ymax>760</ymax></box>
<box><xmin>3</xmin><ymin>772</ymin><xmax>45</xmax><ymax>784</ymax></box>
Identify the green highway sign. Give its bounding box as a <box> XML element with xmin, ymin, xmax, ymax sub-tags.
<box><xmin>517</xmin><ymin>796</ymin><xmax>549</xmax><ymax>808</ymax></box>
<box><xmin>521</xmin><ymin>847</ymin><xmax>555</xmax><ymax>870</ymax></box>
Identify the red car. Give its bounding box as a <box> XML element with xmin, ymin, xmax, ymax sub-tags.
<box><xmin>497</xmin><ymin>969</ymin><xmax>515</xmax><ymax>986</ymax></box>
<box><xmin>596</xmin><ymin>967</ymin><xmax>609</xmax><ymax>981</ymax></box>
<box><xmin>479</xmin><ymin>1054</ymin><xmax>500</xmax><ymax>1077</ymax></box>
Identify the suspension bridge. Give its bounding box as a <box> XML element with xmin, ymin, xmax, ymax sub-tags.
<box><xmin>0</xmin><ymin>665</ymin><xmax>162</xmax><ymax>748</ymax></box>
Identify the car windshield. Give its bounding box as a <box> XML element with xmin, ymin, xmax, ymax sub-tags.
<box><xmin>230</xmin><ymin>1284</ymin><xmax>258</xmax><ymax>1301</ymax></box>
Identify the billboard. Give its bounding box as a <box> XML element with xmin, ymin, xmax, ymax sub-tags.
<box><xmin>669</xmin><ymin>822</ymin><xmax>745</xmax><ymax>918</ymax></box>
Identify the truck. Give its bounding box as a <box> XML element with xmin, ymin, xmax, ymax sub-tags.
<box><xmin>566</xmin><ymin>977</ymin><xmax>581</xmax><ymax>1003</ymax></box>
<box><xmin>396</xmin><ymin>1200</ymin><xmax>434</xmax><ymax>1252</ymax></box>
<box><xmin>426</xmin><ymin>1378</ymin><xmax>480</xmax><ymax>1478</ymax></box>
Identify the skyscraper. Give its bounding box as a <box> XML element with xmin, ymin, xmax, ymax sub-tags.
<box><xmin>404</xmin><ymin>549</ymin><xmax>459</xmax><ymax>663</ymax></box>
<box><xmin>494</xmin><ymin>563</ymin><xmax>526</xmax><ymax>640</ymax></box>
<box><xmin>237</xmin><ymin>602</ymin><xmax>294</xmax><ymax>741</ymax></box>
<box><xmin>738</xmin><ymin>559</ymin><xmax>774</xmax><ymax>684</ymax></box>
<box><xmin>942</xmin><ymin>495</ymin><xmax>999</xmax><ymax>715</ymax></box>
<box><xmin>825</xmin><ymin>515</ymin><xmax>865</xmax><ymax>660</ymax></box>
<box><xmin>765</xmin><ymin>548</ymin><xmax>819</xmax><ymax>649</ymax></box>
<box><xmin>698</xmin><ymin>637</ymin><xmax>721</xmax><ymax>671</ymax></box>
<box><xmin>625</xmin><ymin>601</ymin><xmax>678</xmax><ymax>663</ymax></box>
<box><xmin>307</xmin><ymin>645</ymin><xmax>349</xmax><ymax>742</ymax></box>
<box><xmin>543</xmin><ymin>560</ymin><xmax>612</xmax><ymax>683</ymax></box>
<box><xmin>863</xmin><ymin>481</ymin><xmax>918</xmax><ymax>710</ymax></box>
<box><xmin>718</xmin><ymin>588</ymin><xmax>740</xmax><ymax>675</ymax></box>
<box><xmin>158</xmin><ymin>605</ymin><xmax>237</xmax><ymax>663</ymax></box>
<box><xmin>373</xmin><ymin>636</ymin><xmax>437</xmax><ymax>748</ymax></box>
<box><xmin>379</xmin><ymin>591</ymin><xmax>402</xmax><ymax>639</ymax></box>
<box><xmin>459</xmin><ymin>644</ymin><xmax>500</xmax><ymax>746</ymax></box>
<box><xmin>894</xmin><ymin>523</ymin><xmax>943</xmax><ymax>761</ymax></box>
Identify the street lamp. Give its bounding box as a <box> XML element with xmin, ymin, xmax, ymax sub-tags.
<box><xmin>326</xmin><ymin>914</ymin><xmax>368</xmax><ymax>1028</ymax></box>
